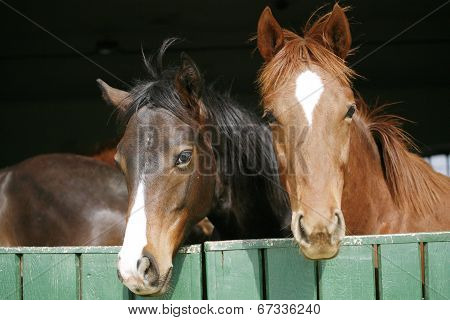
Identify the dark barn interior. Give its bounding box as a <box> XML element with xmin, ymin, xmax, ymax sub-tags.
<box><xmin>1</xmin><ymin>0</ymin><xmax>449</xmax><ymax>168</ymax></box>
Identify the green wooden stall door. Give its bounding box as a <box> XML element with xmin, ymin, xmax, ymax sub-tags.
<box><xmin>319</xmin><ymin>245</ymin><xmax>375</xmax><ymax>300</ymax></box>
<box><xmin>424</xmin><ymin>241</ymin><xmax>450</xmax><ymax>300</ymax></box>
<box><xmin>264</xmin><ymin>247</ymin><xmax>317</xmax><ymax>299</ymax></box>
<box><xmin>206</xmin><ymin>249</ymin><xmax>263</xmax><ymax>300</ymax></box>
<box><xmin>378</xmin><ymin>243</ymin><xmax>422</xmax><ymax>300</ymax></box>
<box><xmin>81</xmin><ymin>253</ymin><xmax>131</xmax><ymax>300</ymax></box>
<box><xmin>22</xmin><ymin>253</ymin><xmax>79</xmax><ymax>300</ymax></box>
<box><xmin>136</xmin><ymin>250</ymin><xmax>203</xmax><ymax>300</ymax></box>
<box><xmin>0</xmin><ymin>254</ymin><xmax>21</xmax><ymax>299</ymax></box>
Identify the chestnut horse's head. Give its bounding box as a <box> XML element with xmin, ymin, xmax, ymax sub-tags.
<box><xmin>257</xmin><ymin>4</ymin><xmax>356</xmax><ymax>259</ymax></box>
<box><xmin>98</xmin><ymin>47</ymin><xmax>215</xmax><ymax>295</ymax></box>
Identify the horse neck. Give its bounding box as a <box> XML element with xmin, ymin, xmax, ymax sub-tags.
<box><xmin>342</xmin><ymin>116</ymin><xmax>450</xmax><ymax>234</ymax></box>
<box><xmin>342</xmin><ymin>118</ymin><xmax>401</xmax><ymax>234</ymax></box>
<box><xmin>206</xmin><ymin>117</ymin><xmax>287</xmax><ymax>240</ymax></box>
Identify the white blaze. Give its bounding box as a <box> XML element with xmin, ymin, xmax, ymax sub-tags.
<box><xmin>295</xmin><ymin>70</ymin><xmax>324</xmax><ymax>125</ymax></box>
<box><xmin>118</xmin><ymin>182</ymin><xmax>147</xmax><ymax>279</ymax></box>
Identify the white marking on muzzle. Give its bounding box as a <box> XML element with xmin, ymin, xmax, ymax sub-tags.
<box><xmin>295</xmin><ymin>70</ymin><xmax>324</xmax><ymax>125</ymax></box>
<box><xmin>118</xmin><ymin>182</ymin><xmax>147</xmax><ymax>280</ymax></box>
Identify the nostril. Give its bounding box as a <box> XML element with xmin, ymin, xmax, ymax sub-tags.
<box><xmin>138</xmin><ymin>254</ymin><xmax>159</xmax><ymax>285</ymax></box>
<box><xmin>137</xmin><ymin>256</ymin><xmax>150</xmax><ymax>277</ymax></box>
<box><xmin>335</xmin><ymin>212</ymin><xmax>341</xmax><ymax>225</ymax></box>
<box><xmin>333</xmin><ymin>211</ymin><xmax>346</xmax><ymax>241</ymax></box>
<box><xmin>298</xmin><ymin>214</ymin><xmax>309</xmax><ymax>243</ymax></box>
<box><xmin>147</xmin><ymin>258</ymin><xmax>158</xmax><ymax>280</ymax></box>
<box><xmin>335</xmin><ymin>211</ymin><xmax>345</xmax><ymax>229</ymax></box>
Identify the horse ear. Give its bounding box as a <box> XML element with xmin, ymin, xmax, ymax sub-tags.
<box><xmin>315</xmin><ymin>4</ymin><xmax>352</xmax><ymax>59</ymax></box>
<box><xmin>175</xmin><ymin>53</ymin><xmax>203</xmax><ymax>102</ymax></box>
<box><xmin>96</xmin><ymin>79</ymin><xmax>131</xmax><ymax>110</ymax></box>
<box><xmin>175</xmin><ymin>53</ymin><xmax>207</xmax><ymax>122</ymax></box>
<box><xmin>257</xmin><ymin>7</ymin><xmax>284</xmax><ymax>62</ymax></box>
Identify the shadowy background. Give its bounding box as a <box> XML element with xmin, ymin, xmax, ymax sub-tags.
<box><xmin>1</xmin><ymin>0</ymin><xmax>449</xmax><ymax>167</ymax></box>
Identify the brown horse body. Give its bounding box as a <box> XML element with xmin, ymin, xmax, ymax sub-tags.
<box><xmin>343</xmin><ymin>104</ymin><xmax>450</xmax><ymax>234</ymax></box>
<box><xmin>0</xmin><ymin>152</ymin><xmax>214</xmax><ymax>247</ymax></box>
<box><xmin>0</xmin><ymin>154</ymin><xmax>127</xmax><ymax>246</ymax></box>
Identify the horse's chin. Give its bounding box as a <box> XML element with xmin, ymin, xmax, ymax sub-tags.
<box><xmin>299</xmin><ymin>245</ymin><xmax>340</xmax><ymax>260</ymax></box>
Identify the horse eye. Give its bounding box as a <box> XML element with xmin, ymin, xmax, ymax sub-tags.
<box><xmin>175</xmin><ymin>150</ymin><xmax>192</xmax><ymax>167</ymax></box>
<box><xmin>345</xmin><ymin>104</ymin><xmax>356</xmax><ymax>119</ymax></box>
<box><xmin>263</xmin><ymin>111</ymin><xmax>277</xmax><ymax>124</ymax></box>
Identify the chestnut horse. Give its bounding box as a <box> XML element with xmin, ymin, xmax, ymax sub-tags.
<box><xmin>97</xmin><ymin>40</ymin><xmax>290</xmax><ymax>295</ymax></box>
<box><xmin>256</xmin><ymin>4</ymin><xmax>450</xmax><ymax>259</ymax></box>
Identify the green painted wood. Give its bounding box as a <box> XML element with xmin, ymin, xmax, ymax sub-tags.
<box><xmin>204</xmin><ymin>232</ymin><xmax>450</xmax><ymax>251</ymax></box>
<box><xmin>81</xmin><ymin>254</ymin><xmax>131</xmax><ymax>300</ymax></box>
<box><xmin>264</xmin><ymin>247</ymin><xmax>317</xmax><ymax>299</ymax></box>
<box><xmin>378</xmin><ymin>243</ymin><xmax>422</xmax><ymax>300</ymax></box>
<box><xmin>22</xmin><ymin>254</ymin><xmax>79</xmax><ymax>300</ymax></box>
<box><xmin>319</xmin><ymin>245</ymin><xmax>375</xmax><ymax>300</ymax></box>
<box><xmin>0</xmin><ymin>245</ymin><xmax>199</xmax><ymax>254</ymax></box>
<box><xmin>0</xmin><ymin>254</ymin><xmax>21</xmax><ymax>299</ymax></box>
<box><xmin>136</xmin><ymin>251</ymin><xmax>202</xmax><ymax>300</ymax></box>
<box><xmin>205</xmin><ymin>249</ymin><xmax>263</xmax><ymax>300</ymax></box>
<box><xmin>1</xmin><ymin>234</ymin><xmax>448</xmax><ymax>300</ymax></box>
<box><xmin>205</xmin><ymin>239</ymin><xmax>297</xmax><ymax>251</ymax></box>
<box><xmin>0</xmin><ymin>246</ymin><xmax>121</xmax><ymax>254</ymax></box>
<box><xmin>424</xmin><ymin>241</ymin><xmax>450</xmax><ymax>300</ymax></box>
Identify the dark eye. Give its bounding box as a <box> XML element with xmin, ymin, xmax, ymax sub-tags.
<box><xmin>345</xmin><ymin>104</ymin><xmax>356</xmax><ymax>119</ymax></box>
<box><xmin>175</xmin><ymin>150</ymin><xmax>192</xmax><ymax>167</ymax></box>
<box><xmin>263</xmin><ymin>111</ymin><xmax>277</xmax><ymax>124</ymax></box>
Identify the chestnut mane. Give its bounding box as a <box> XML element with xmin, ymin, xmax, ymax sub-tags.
<box><xmin>357</xmin><ymin>101</ymin><xmax>450</xmax><ymax>217</ymax></box>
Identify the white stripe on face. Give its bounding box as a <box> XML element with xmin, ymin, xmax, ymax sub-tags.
<box><xmin>118</xmin><ymin>182</ymin><xmax>147</xmax><ymax>280</ymax></box>
<box><xmin>295</xmin><ymin>70</ymin><xmax>324</xmax><ymax>126</ymax></box>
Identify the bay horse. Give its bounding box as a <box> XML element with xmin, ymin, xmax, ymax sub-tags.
<box><xmin>97</xmin><ymin>40</ymin><xmax>290</xmax><ymax>295</ymax></box>
<box><xmin>256</xmin><ymin>4</ymin><xmax>450</xmax><ymax>259</ymax></box>
<box><xmin>92</xmin><ymin>145</ymin><xmax>216</xmax><ymax>242</ymax></box>
<box><xmin>0</xmin><ymin>147</ymin><xmax>214</xmax><ymax>247</ymax></box>
<box><xmin>0</xmin><ymin>153</ymin><xmax>127</xmax><ymax>246</ymax></box>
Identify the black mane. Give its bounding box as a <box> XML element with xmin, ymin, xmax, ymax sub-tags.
<box><xmin>119</xmin><ymin>39</ymin><xmax>291</xmax><ymax>238</ymax></box>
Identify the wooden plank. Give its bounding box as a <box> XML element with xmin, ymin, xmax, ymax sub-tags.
<box><xmin>22</xmin><ymin>254</ymin><xmax>79</xmax><ymax>300</ymax></box>
<box><xmin>424</xmin><ymin>241</ymin><xmax>450</xmax><ymax>300</ymax></box>
<box><xmin>378</xmin><ymin>243</ymin><xmax>422</xmax><ymax>300</ymax></box>
<box><xmin>204</xmin><ymin>232</ymin><xmax>450</xmax><ymax>251</ymax></box>
<box><xmin>264</xmin><ymin>247</ymin><xmax>316</xmax><ymax>299</ymax></box>
<box><xmin>318</xmin><ymin>245</ymin><xmax>375</xmax><ymax>300</ymax></box>
<box><xmin>0</xmin><ymin>254</ymin><xmax>21</xmax><ymax>299</ymax></box>
<box><xmin>0</xmin><ymin>245</ymin><xmax>199</xmax><ymax>254</ymax></box>
<box><xmin>205</xmin><ymin>249</ymin><xmax>263</xmax><ymax>299</ymax></box>
<box><xmin>204</xmin><ymin>239</ymin><xmax>295</xmax><ymax>251</ymax></box>
<box><xmin>0</xmin><ymin>233</ymin><xmax>447</xmax><ymax>254</ymax></box>
<box><xmin>81</xmin><ymin>254</ymin><xmax>131</xmax><ymax>300</ymax></box>
<box><xmin>136</xmin><ymin>252</ymin><xmax>202</xmax><ymax>300</ymax></box>
<box><xmin>342</xmin><ymin>232</ymin><xmax>450</xmax><ymax>246</ymax></box>
<box><xmin>0</xmin><ymin>246</ymin><xmax>121</xmax><ymax>254</ymax></box>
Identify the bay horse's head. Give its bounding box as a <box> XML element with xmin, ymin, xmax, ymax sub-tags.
<box><xmin>98</xmin><ymin>47</ymin><xmax>215</xmax><ymax>295</ymax></box>
<box><xmin>257</xmin><ymin>4</ymin><xmax>356</xmax><ymax>259</ymax></box>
